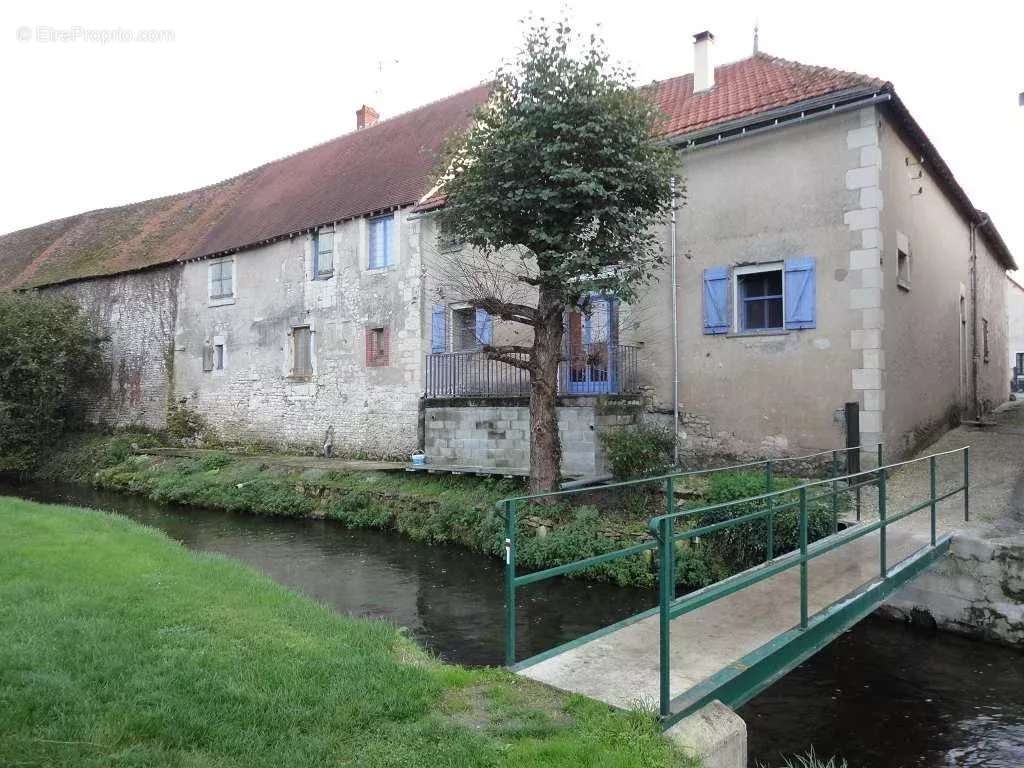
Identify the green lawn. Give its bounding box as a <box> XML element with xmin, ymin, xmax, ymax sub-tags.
<box><xmin>0</xmin><ymin>497</ymin><xmax>693</xmax><ymax>767</ymax></box>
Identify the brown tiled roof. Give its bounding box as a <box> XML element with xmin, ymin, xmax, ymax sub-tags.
<box><xmin>0</xmin><ymin>53</ymin><xmax>1012</xmax><ymax>286</ymax></box>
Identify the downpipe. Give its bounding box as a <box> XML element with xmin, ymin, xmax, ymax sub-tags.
<box><xmin>670</xmin><ymin>177</ymin><xmax>680</xmax><ymax>466</ymax></box>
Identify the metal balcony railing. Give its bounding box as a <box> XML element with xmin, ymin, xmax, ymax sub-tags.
<box><xmin>424</xmin><ymin>344</ymin><xmax>640</xmax><ymax>399</ymax></box>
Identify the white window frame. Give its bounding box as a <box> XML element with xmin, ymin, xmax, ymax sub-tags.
<box><xmin>289</xmin><ymin>325</ymin><xmax>314</xmax><ymax>378</ymax></box>
<box><xmin>313</xmin><ymin>225</ymin><xmax>335</xmax><ymax>279</ymax></box>
<box><xmin>896</xmin><ymin>231</ymin><xmax>912</xmax><ymax>291</ymax></box>
<box><xmin>208</xmin><ymin>258</ymin><xmax>236</xmax><ymax>307</ymax></box>
<box><xmin>368</xmin><ymin>213</ymin><xmax>396</xmax><ymax>270</ymax></box>
<box><xmin>732</xmin><ymin>262</ymin><xmax>785</xmax><ymax>334</ymax></box>
<box><xmin>449</xmin><ymin>303</ymin><xmax>479</xmax><ymax>352</ymax></box>
<box><xmin>213</xmin><ymin>335</ymin><xmax>226</xmax><ymax>372</ymax></box>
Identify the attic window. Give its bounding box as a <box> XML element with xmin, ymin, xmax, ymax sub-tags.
<box><xmin>897</xmin><ymin>232</ymin><xmax>911</xmax><ymax>291</ymax></box>
<box><xmin>208</xmin><ymin>259</ymin><xmax>235</xmax><ymax>304</ymax></box>
<box><xmin>314</xmin><ymin>226</ymin><xmax>334</xmax><ymax>278</ymax></box>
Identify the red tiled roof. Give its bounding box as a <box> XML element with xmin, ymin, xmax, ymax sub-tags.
<box><xmin>652</xmin><ymin>53</ymin><xmax>885</xmax><ymax>138</ymax></box>
<box><xmin>2</xmin><ymin>53</ymin><xmax>1010</xmax><ymax>287</ymax></box>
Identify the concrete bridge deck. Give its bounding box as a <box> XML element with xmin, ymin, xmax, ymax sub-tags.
<box><xmin>518</xmin><ymin>521</ymin><xmax>932</xmax><ymax>714</ymax></box>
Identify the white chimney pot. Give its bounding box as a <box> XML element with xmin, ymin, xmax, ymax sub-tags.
<box><xmin>693</xmin><ymin>31</ymin><xmax>715</xmax><ymax>92</ymax></box>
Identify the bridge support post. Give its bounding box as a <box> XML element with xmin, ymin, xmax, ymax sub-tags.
<box><xmin>799</xmin><ymin>487</ymin><xmax>808</xmax><ymax>629</ymax></box>
<box><xmin>504</xmin><ymin>500</ymin><xmax>516</xmax><ymax>667</ymax></box>
<box><xmin>929</xmin><ymin>456</ymin><xmax>937</xmax><ymax>546</ymax></box>
<box><xmin>878</xmin><ymin>468</ymin><xmax>888</xmax><ymax>578</ymax></box>
<box><xmin>658</xmin><ymin>478</ymin><xmax>675</xmax><ymax>720</ymax></box>
<box><xmin>664</xmin><ymin>701</ymin><xmax>747</xmax><ymax>768</ymax></box>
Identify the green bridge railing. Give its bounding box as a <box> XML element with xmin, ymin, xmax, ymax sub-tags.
<box><xmin>498</xmin><ymin>443</ymin><xmax>969</xmax><ymax>725</ymax></box>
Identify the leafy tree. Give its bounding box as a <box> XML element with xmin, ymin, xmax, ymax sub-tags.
<box><xmin>0</xmin><ymin>292</ymin><xmax>104</xmax><ymax>468</ymax></box>
<box><xmin>436</xmin><ymin>19</ymin><xmax>676</xmax><ymax>491</ymax></box>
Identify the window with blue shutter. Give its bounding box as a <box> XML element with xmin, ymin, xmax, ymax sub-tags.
<box><xmin>369</xmin><ymin>214</ymin><xmax>395</xmax><ymax>269</ymax></box>
<box><xmin>430</xmin><ymin>304</ymin><xmax>446</xmax><ymax>353</ymax></box>
<box><xmin>784</xmin><ymin>257</ymin><xmax>816</xmax><ymax>330</ymax></box>
<box><xmin>475</xmin><ymin>308</ymin><xmax>493</xmax><ymax>346</ymax></box>
<box><xmin>702</xmin><ymin>267</ymin><xmax>731</xmax><ymax>334</ymax></box>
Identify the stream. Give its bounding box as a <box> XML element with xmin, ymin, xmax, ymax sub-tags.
<box><xmin>3</xmin><ymin>477</ymin><xmax>1023</xmax><ymax>767</ymax></box>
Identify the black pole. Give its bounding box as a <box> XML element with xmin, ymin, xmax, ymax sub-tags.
<box><xmin>845</xmin><ymin>401</ymin><xmax>860</xmax><ymax>474</ymax></box>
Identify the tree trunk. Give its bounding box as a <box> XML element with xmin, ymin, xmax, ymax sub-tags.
<box><xmin>529</xmin><ymin>287</ymin><xmax>564</xmax><ymax>493</ymax></box>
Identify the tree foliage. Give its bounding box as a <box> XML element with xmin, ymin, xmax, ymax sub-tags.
<box><xmin>0</xmin><ymin>292</ymin><xmax>104</xmax><ymax>468</ymax></box>
<box><xmin>435</xmin><ymin>18</ymin><xmax>676</xmax><ymax>490</ymax></box>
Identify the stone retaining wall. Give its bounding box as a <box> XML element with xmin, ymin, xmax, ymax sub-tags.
<box><xmin>423</xmin><ymin>396</ymin><xmax>641</xmax><ymax>478</ymax></box>
<box><xmin>881</xmin><ymin>533</ymin><xmax>1024</xmax><ymax>647</ymax></box>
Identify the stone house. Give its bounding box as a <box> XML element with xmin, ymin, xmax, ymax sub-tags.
<box><xmin>0</xmin><ymin>33</ymin><xmax>1013</xmax><ymax>472</ymax></box>
<box><xmin>1007</xmin><ymin>275</ymin><xmax>1024</xmax><ymax>394</ymax></box>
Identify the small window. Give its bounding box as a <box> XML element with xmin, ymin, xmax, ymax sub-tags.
<box><xmin>369</xmin><ymin>214</ymin><xmax>395</xmax><ymax>269</ymax></box>
<box><xmin>209</xmin><ymin>259</ymin><xmax>234</xmax><ymax>301</ymax></box>
<box><xmin>897</xmin><ymin>249</ymin><xmax>911</xmax><ymax>290</ymax></box>
<box><xmin>292</xmin><ymin>326</ymin><xmax>312</xmax><ymax>377</ymax></box>
<box><xmin>983</xmin><ymin>318</ymin><xmax>990</xmax><ymax>364</ymax></box>
<box><xmin>314</xmin><ymin>226</ymin><xmax>334</xmax><ymax>277</ymax></box>
<box><xmin>214</xmin><ymin>343</ymin><xmax>225</xmax><ymax>370</ymax></box>
<box><xmin>365</xmin><ymin>327</ymin><xmax>389</xmax><ymax>367</ymax></box>
<box><xmin>438</xmin><ymin>232</ymin><xmax>464</xmax><ymax>253</ymax></box>
<box><xmin>451</xmin><ymin>307</ymin><xmax>479</xmax><ymax>352</ymax></box>
<box><xmin>736</xmin><ymin>267</ymin><xmax>783</xmax><ymax>332</ymax></box>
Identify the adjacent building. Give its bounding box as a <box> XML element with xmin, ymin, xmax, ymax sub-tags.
<box><xmin>0</xmin><ymin>33</ymin><xmax>1013</xmax><ymax>471</ymax></box>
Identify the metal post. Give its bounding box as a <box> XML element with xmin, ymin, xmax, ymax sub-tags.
<box><xmin>963</xmin><ymin>446</ymin><xmax>970</xmax><ymax>522</ymax></box>
<box><xmin>666</xmin><ymin>477</ymin><xmax>676</xmax><ymax>594</ymax></box>
<box><xmin>831</xmin><ymin>450</ymin><xmax>839</xmax><ymax>535</ymax></box>
<box><xmin>929</xmin><ymin>455</ymin><xmax>937</xmax><ymax>546</ymax></box>
<box><xmin>658</xmin><ymin>514</ymin><xmax>673</xmax><ymax>720</ymax></box>
<box><xmin>765</xmin><ymin>461</ymin><xmax>774</xmax><ymax>561</ymax></box>
<box><xmin>877</xmin><ymin>442</ymin><xmax>884</xmax><ymax>470</ymax></box>
<box><xmin>799</xmin><ymin>487</ymin><xmax>808</xmax><ymax>629</ymax></box>
<box><xmin>878</xmin><ymin>467</ymin><xmax>887</xmax><ymax>579</ymax></box>
<box><xmin>504</xmin><ymin>500</ymin><xmax>517</xmax><ymax>667</ymax></box>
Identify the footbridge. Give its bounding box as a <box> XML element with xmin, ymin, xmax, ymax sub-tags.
<box><xmin>498</xmin><ymin>445</ymin><xmax>969</xmax><ymax>730</ymax></box>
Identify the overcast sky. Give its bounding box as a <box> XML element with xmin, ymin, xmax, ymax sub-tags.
<box><xmin>1</xmin><ymin>1</ymin><xmax>1021</xmax><ymax>261</ymax></box>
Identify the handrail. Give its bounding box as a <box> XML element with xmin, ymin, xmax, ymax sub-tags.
<box><xmin>502</xmin><ymin>442</ymin><xmax>971</xmax><ymax>727</ymax></box>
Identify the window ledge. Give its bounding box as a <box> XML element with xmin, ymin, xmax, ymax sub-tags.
<box><xmin>366</xmin><ymin>264</ymin><xmax>398</xmax><ymax>274</ymax></box>
<box><xmin>286</xmin><ymin>374</ymin><xmax>313</xmax><ymax>381</ymax></box>
<box><xmin>897</xmin><ymin>280</ymin><xmax>912</xmax><ymax>292</ymax></box>
<box><xmin>726</xmin><ymin>329</ymin><xmax>790</xmax><ymax>339</ymax></box>
<box><xmin>313</xmin><ymin>272</ymin><xmax>335</xmax><ymax>281</ymax></box>
<box><xmin>208</xmin><ymin>296</ymin><xmax>236</xmax><ymax>307</ymax></box>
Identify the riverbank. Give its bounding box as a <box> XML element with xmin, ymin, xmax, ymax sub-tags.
<box><xmin>26</xmin><ymin>433</ymin><xmax>829</xmax><ymax>591</ymax></box>
<box><xmin>0</xmin><ymin>496</ymin><xmax>694</xmax><ymax>767</ymax></box>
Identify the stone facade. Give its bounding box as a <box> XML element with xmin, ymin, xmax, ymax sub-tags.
<box><xmin>173</xmin><ymin>209</ymin><xmax>424</xmax><ymax>457</ymax></box>
<box><xmin>46</xmin><ymin>266</ymin><xmax>180</xmax><ymax>431</ymax></box>
<box><xmin>423</xmin><ymin>396</ymin><xmax>641</xmax><ymax>477</ymax></box>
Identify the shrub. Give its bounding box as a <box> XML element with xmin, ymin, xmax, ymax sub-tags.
<box><xmin>166</xmin><ymin>402</ymin><xmax>211</xmax><ymax>444</ymax></box>
<box><xmin>681</xmin><ymin>471</ymin><xmax>839</xmax><ymax>583</ymax></box>
<box><xmin>599</xmin><ymin>424</ymin><xmax>676</xmax><ymax>480</ymax></box>
<box><xmin>0</xmin><ymin>293</ymin><xmax>104</xmax><ymax>469</ymax></box>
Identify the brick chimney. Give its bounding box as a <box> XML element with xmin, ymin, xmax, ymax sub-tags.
<box><xmin>693</xmin><ymin>31</ymin><xmax>715</xmax><ymax>92</ymax></box>
<box><xmin>356</xmin><ymin>104</ymin><xmax>379</xmax><ymax>130</ymax></box>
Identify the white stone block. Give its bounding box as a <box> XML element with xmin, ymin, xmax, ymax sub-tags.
<box><xmin>864</xmin><ymin>389</ymin><xmax>886</xmax><ymax>411</ymax></box>
<box><xmin>861</xmin><ymin>228</ymin><xmax>883</xmax><ymax>250</ymax></box>
<box><xmin>665</xmin><ymin>701</ymin><xmax>747</xmax><ymax>768</ymax></box>
<box><xmin>862</xmin><ymin>308</ymin><xmax>884</xmax><ymax>330</ymax></box>
<box><xmin>859</xmin><ymin>107</ymin><xmax>876</xmax><ymax>128</ymax></box>
<box><xmin>860</xmin><ymin>145</ymin><xmax>882</xmax><ymax>167</ymax></box>
<box><xmin>852</xmin><ymin>368</ymin><xmax>882</xmax><ymax>390</ymax></box>
<box><xmin>860</xmin><ymin>186</ymin><xmax>884</xmax><ymax>210</ymax></box>
<box><xmin>851</xmin><ymin>328</ymin><xmax>881</xmax><ymax>350</ymax></box>
<box><xmin>849</xmin><ymin>248</ymin><xmax>881</xmax><ymax>270</ymax></box>
<box><xmin>860</xmin><ymin>410</ymin><xmax>883</xmax><ymax>433</ymax></box>
<box><xmin>862</xmin><ymin>348</ymin><xmax>885</xmax><ymax>370</ymax></box>
<box><xmin>847</xmin><ymin>124</ymin><xmax>878</xmax><ymax>149</ymax></box>
<box><xmin>844</xmin><ymin>208</ymin><xmax>880</xmax><ymax>231</ymax></box>
<box><xmin>850</xmin><ymin>287</ymin><xmax>882</xmax><ymax>309</ymax></box>
<box><xmin>860</xmin><ymin>267</ymin><xmax>884</xmax><ymax>290</ymax></box>
<box><xmin>846</xmin><ymin>166</ymin><xmax>879</xmax><ymax>190</ymax></box>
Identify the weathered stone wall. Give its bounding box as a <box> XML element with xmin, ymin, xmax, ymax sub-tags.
<box><xmin>881</xmin><ymin>534</ymin><xmax>1024</xmax><ymax>647</ymax></box>
<box><xmin>173</xmin><ymin>209</ymin><xmax>424</xmax><ymax>457</ymax></box>
<box><xmin>45</xmin><ymin>266</ymin><xmax>179</xmax><ymax>430</ymax></box>
<box><xmin>423</xmin><ymin>396</ymin><xmax>641</xmax><ymax>477</ymax></box>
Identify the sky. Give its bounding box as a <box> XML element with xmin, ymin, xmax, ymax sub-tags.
<box><xmin>1</xmin><ymin>1</ymin><xmax>1022</xmax><ymax>260</ymax></box>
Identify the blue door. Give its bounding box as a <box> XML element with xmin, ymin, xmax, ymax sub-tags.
<box><xmin>565</xmin><ymin>296</ymin><xmax>618</xmax><ymax>395</ymax></box>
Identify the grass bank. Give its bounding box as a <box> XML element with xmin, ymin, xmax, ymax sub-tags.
<box><xmin>0</xmin><ymin>497</ymin><xmax>693</xmax><ymax>767</ymax></box>
<box><xmin>29</xmin><ymin>433</ymin><xmax>838</xmax><ymax>590</ymax></box>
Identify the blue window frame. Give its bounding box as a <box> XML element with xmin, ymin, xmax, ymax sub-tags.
<box><xmin>369</xmin><ymin>214</ymin><xmax>395</xmax><ymax>269</ymax></box>
<box><xmin>313</xmin><ymin>226</ymin><xmax>334</xmax><ymax>277</ymax></box>
<box><xmin>737</xmin><ymin>268</ymin><xmax>783</xmax><ymax>331</ymax></box>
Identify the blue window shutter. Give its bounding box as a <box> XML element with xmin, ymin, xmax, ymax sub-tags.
<box><xmin>431</xmin><ymin>305</ymin><xmax>446</xmax><ymax>353</ymax></box>
<box><xmin>475</xmin><ymin>308</ymin><xmax>493</xmax><ymax>346</ymax></box>
<box><xmin>385</xmin><ymin>216</ymin><xmax>394</xmax><ymax>265</ymax></box>
<box><xmin>784</xmin><ymin>257</ymin><xmax>816</xmax><ymax>330</ymax></box>
<box><xmin>702</xmin><ymin>267</ymin><xmax>731</xmax><ymax>334</ymax></box>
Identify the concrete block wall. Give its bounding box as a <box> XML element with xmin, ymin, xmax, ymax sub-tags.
<box><xmin>424</xmin><ymin>396</ymin><xmax>640</xmax><ymax>477</ymax></box>
<box><xmin>46</xmin><ymin>266</ymin><xmax>180</xmax><ymax>431</ymax></box>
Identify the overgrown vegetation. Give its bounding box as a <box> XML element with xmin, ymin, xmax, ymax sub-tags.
<box><xmin>31</xmin><ymin>434</ymin><xmax>841</xmax><ymax>591</ymax></box>
<box><xmin>0</xmin><ymin>497</ymin><xmax>693</xmax><ymax>767</ymax></box>
<box><xmin>600</xmin><ymin>424</ymin><xmax>676</xmax><ymax>480</ymax></box>
<box><xmin>757</xmin><ymin>748</ymin><xmax>848</xmax><ymax>768</ymax></box>
<box><xmin>0</xmin><ymin>292</ymin><xmax>103</xmax><ymax>469</ymax></box>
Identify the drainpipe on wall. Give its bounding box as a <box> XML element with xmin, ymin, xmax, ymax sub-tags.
<box><xmin>670</xmin><ymin>176</ymin><xmax>681</xmax><ymax>466</ymax></box>
<box><xmin>970</xmin><ymin>213</ymin><xmax>991</xmax><ymax>421</ymax></box>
